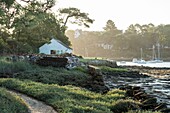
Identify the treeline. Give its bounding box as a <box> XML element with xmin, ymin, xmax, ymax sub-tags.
<box><xmin>67</xmin><ymin>20</ymin><xmax>170</xmax><ymax>60</ymax></box>
<box><xmin>0</xmin><ymin>0</ymin><xmax>93</xmax><ymax>54</ymax></box>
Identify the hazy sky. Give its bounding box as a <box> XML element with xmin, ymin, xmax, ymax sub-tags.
<box><xmin>54</xmin><ymin>0</ymin><xmax>170</xmax><ymax>31</ymax></box>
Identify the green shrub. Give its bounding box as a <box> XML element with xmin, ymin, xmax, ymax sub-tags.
<box><xmin>0</xmin><ymin>88</ymin><xmax>29</xmax><ymax>113</ymax></box>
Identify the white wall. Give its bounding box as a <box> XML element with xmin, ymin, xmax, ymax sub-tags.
<box><xmin>39</xmin><ymin>39</ymin><xmax>72</xmax><ymax>54</ymax></box>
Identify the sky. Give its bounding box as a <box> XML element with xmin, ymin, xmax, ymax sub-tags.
<box><xmin>53</xmin><ymin>0</ymin><xmax>170</xmax><ymax>31</ymax></box>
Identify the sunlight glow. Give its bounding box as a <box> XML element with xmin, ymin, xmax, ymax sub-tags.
<box><xmin>53</xmin><ymin>0</ymin><xmax>170</xmax><ymax>31</ymax></box>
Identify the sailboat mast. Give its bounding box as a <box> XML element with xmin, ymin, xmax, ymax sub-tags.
<box><xmin>157</xmin><ymin>43</ymin><xmax>160</xmax><ymax>60</ymax></box>
<box><xmin>152</xmin><ymin>45</ymin><xmax>156</xmax><ymax>60</ymax></box>
<box><xmin>140</xmin><ymin>48</ymin><xmax>143</xmax><ymax>60</ymax></box>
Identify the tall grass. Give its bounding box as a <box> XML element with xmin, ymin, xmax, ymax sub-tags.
<box><xmin>0</xmin><ymin>57</ymin><xmax>38</xmax><ymax>76</ymax></box>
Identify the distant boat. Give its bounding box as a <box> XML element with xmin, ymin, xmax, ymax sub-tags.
<box><xmin>148</xmin><ymin>59</ymin><xmax>163</xmax><ymax>63</ymax></box>
<box><xmin>120</xmin><ymin>61</ymin><xmax>126</xmax><ymax>64</ymax></box>
<box><xmin>147</xmin><ymin>44</ymin><xmax>163</xmax><ymax>63</ymax></box>
<box><xmin>132</xmin><ymin>58</ymin><xmax>146</xmax><ymax>64</ymax></box>
<box><xmin>132</xmin><ymin>48</ymin><xmax>146</xmax><ymax>64</ymax></box>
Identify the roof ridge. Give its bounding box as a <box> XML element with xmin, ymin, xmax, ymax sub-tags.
<box><xmin>51</xmin><ymin>38</ymin><xmax>72</xmax><ymax>50</ymax></box>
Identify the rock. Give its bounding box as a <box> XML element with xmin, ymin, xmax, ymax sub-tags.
<box><xmin>141</xmin><ymin>97</ymin><xmax>158</xmax><ymax>110</ymax></box>
<box><xmin>139</xmin><ymin>94</ymin><xmax>150</xmax><ymax>101</ymax></box>
<box><xmin>154</xmin><ymin>103</ymin><xmax>167</xmax><ymax>111</ymax></box>
<box><xmin>88</xmin><ymin>65</ymin><xmax>101</xmax><ymax>76</ymax></box>
<box><xmin>125</xmin><ymin>89</ymin><xmax>134</xmax><ymax>97</ymax></box>
<box><xmin>134</xmin><ymin>92</ymin><xmax>145</xmax><ymax>99</ymax></box>
<box><xmin>142</xmin><ymin>97</ymin><xmax>157</xmax><ymax>105</ymax></box>
<box><xmin>142</xmin><ymin>104</ymin><xmax>156</xmax><ymax>110</ymax></box>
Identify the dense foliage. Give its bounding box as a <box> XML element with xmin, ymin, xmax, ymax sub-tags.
<box><xmin>67</xmin><ymin>21</ymin><xmax>170</xmax><ymax>60</ymax></box>
<box><xmin>0</xmin><ymin>88</ymin><xmax>29</xmax><ymax>113</ymax></box>
<box><xmin>0</xmin><ymin>0</ymin><xmax>94</xmax><ymax>54</ymax></box>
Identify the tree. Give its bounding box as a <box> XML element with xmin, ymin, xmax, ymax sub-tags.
<box><xmin>13</xmin><ymin>9</ymin><xmax>70</xmax><ymax>53</ymax></box>
<box><xmin>59</xmin><ymin>7</ymin><xmax>94</xmax><ymax>31</ymax></box>
<box><xmin>103</xmin><ymin>20</ymin><xmax>116</xmax><ymax>31</ymax></box>
<box><xmin>104</xmin><ymin>20</ymin><xmax>122</xmax><ymax>33</ymax></box>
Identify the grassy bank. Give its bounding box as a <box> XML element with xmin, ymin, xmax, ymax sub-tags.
<box><xmin>0</xmin><ymin>78</ymin><xmax>126</xmax><ymax>113</ymax></box>
<box><xmin>0</xmin><ymin>57</ymin><xmax>90</xmax><ymax>88</ymax></box>
<box><xmin>0</xmin><ymin>88</ymin><xmax>29</xmax><ymax>113</ymax></box>
<box><xmin>13</xmin><ymin>67</ymin><xmax>90</xmax><ymax>86</ymax></box>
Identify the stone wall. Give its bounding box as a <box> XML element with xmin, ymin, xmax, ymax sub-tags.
<box><xmin>87</xmin><ymin>65</ymin><xmax>109</xmax><ymax>93</ymax></box>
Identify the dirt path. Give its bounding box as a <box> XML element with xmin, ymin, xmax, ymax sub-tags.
<box><xmin>8</xmin><ymin>90</ymin><xmax>57</xmax><ymax>113</ymax></box>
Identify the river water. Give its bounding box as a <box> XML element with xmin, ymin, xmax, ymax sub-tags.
<box><xmin>116</xmin><ymin>61</ymin><xmax>170</xmax><ymax>108</ymax></box>
<box><xmin>117</xmin><ymin>61</ymin><xmax>170</xmax><ymax>68</ymax></box>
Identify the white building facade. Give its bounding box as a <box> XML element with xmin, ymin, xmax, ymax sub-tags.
<box><xmin>39</xmin><ymin>39</ymin><xmax>72</xmax><ymax>55</ymax></box>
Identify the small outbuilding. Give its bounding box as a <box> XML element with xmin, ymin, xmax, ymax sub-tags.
<box><xmin>39</xmin><ymin>38</ymin><xmax>72</xmax><ymax>55</ymax></box>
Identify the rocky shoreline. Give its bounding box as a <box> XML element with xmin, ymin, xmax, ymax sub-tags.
<box><xmin>88</xmin><ymin>65</ymin><xmax>170</xmax><ymax>112</ymax></box>
<box><xmin>121</xmin><ymin>85</ymin><xmax>169</xmax><ymax>112</ymax></box>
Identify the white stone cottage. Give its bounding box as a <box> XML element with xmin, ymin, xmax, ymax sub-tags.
<box><xmin>39</xmin><ymin>38</ymin><xmax>72</xmax><ymax>55</ymax></box>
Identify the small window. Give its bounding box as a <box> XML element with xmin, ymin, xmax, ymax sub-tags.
<box><xmin>50</xmin><ymin>50</ymin><xmax>56</xmax><ymax>54</ymax></box>
<box><xmin>61</xmin><ymin>50</ymin><xmax>63</xmax><ymax>54</ymax></box>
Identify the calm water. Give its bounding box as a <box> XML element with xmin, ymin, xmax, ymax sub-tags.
<box><xmin>117</xmin><ymin>61</ymin><xmax>170</xmax><ymax>68</ymax></box>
